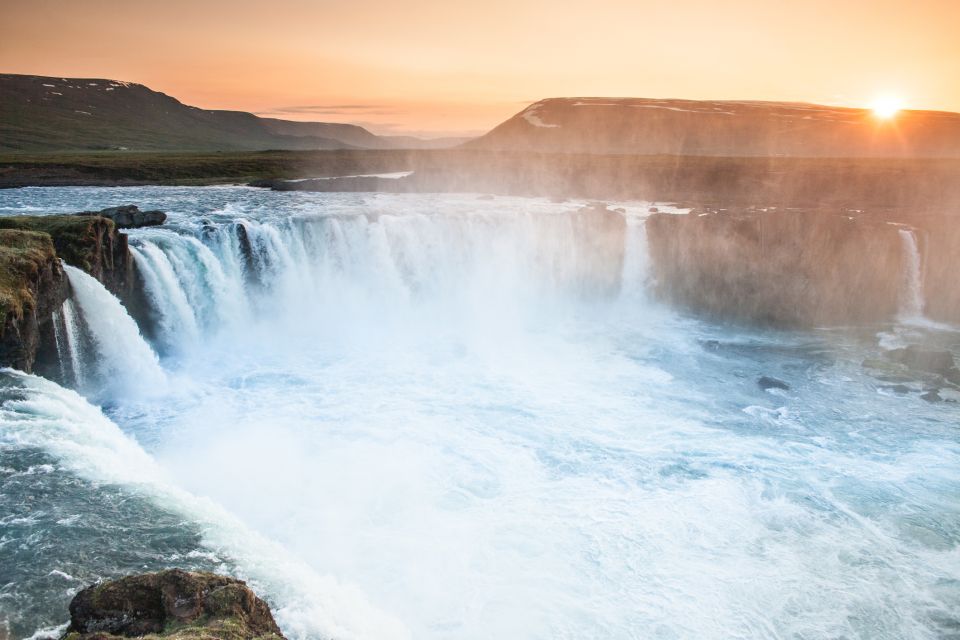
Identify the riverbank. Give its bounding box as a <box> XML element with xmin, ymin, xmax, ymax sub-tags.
<box><xmin>3</xmin><ymin>151</ymin><xmax>959</xmax><ymax>212</ymax></box>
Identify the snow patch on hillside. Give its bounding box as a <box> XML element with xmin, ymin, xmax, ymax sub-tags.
<box><xmin>521</xmin><ymin>103</ymin><xmax>560</xmax><ymax>129</ymax></box>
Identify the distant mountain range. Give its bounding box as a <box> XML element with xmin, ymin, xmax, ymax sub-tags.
<box><xmin>0</xmin><ymin>74</ymin><xmax>467</xmax><ymax>151</ymax></box>
<box><xmin>467</xmin><ymin>97</ymin><xmax>960</xmax><ymax>157</ymax></box>
<box><xmin>5</xmin><ymin>76</ymin><xmax>960</xmax><ymax>157</ymax></box>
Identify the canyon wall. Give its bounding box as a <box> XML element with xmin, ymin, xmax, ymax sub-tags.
<box><xmin>0</xmin><ymin>229</ymin><xmax>69</xmax><ymax>371</ymax></box>
<box><xmin>0</xmin><ymin>213</ymin><xmax>141</xmax><ymax>372</ymax></box>
<box><xmin>646</xmin><ymin>208</ymin><xmax>958</xmax><ymax>327</ymax></box>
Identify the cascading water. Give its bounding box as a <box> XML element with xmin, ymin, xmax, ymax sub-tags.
<box><xmin>1</xmin><ymin>188</ymin><xmax>958</xmax><ymax>640</ymax></box>
<box><xmin>62</xmin><ymin>264</ymin><xmax>166</xmax><ymax>396</ymax></box>
<box><xmin>898</xmin><ymin>227</ymin><xmax>926</xmax><ymax>321</ymax></box>
<box><xmin>50</xmin><ymin>298</ymin><xmax>85</xmax><ymax>389</ymax></box>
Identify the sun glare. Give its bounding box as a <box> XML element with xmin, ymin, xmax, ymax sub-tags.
<box><xmin>870</xmin><ymin>95</ymin><xmax>903</xmax><ymax>119</ymax></box>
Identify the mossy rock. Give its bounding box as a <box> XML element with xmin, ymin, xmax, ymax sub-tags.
<box><xmin>0</xmin><ymin>215</ymin><xmax>116</xmax><ymax>275</ymax></box>
<box><xmin>64</xmin><ymin>570</ymin><xmax>285</xmax><ymax>640</ymax></box>
<box><xmin>0</xmin><ymin>229</ymin><xmax>58</xmax><ymax>329</ymax></box>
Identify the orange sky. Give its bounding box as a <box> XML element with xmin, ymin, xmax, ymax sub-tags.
<box><xmin>3</xmin><ymin>0</ymin><xmax>959</xmax><ymax>137</ymax></box>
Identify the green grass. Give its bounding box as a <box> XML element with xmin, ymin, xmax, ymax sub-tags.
<box><xmin>0</xmin><ymin>216</ymin><xmax>114</xmax><ymax>274</ymax></box>
<box><xmin>0</xmin><ymin>149</ymin><xmax>422</xmax><ymax>186</ymax></box>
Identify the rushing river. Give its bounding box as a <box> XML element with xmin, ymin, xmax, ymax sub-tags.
<box><xmin>1</xmin><ymin>187</ymin><xmax>958</xmax><ymax>640</ymax></box>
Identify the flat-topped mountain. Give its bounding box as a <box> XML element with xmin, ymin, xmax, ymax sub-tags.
<box><xmin>467</xmin><ymin>97</ymin><xmax>960</xmax><ymax>157</ymax></box>
<box><xmin>0</xmin><ymin>74</ymin><xmax>462</xmax><ymax>152</ymax></box>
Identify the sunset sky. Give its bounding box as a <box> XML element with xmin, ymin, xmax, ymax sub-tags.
<box><xmin>3</xmin><ymin>0</ymin><xmax>959</xmax><ymax>137</ymax></box>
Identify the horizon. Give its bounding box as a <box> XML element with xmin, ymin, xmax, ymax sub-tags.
<box><xmin>11</xmin><ymin>69</ymin><xmax>960</xmax><ymax>141</ymax></box>
<box><xmin>3</xmin><ymin>0</ymin><xmax>959</xmax><ymax>137</ymax></box>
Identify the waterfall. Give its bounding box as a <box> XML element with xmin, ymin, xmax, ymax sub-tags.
<box><xmin>51</xmin><ymin>299</ymin><xmax>86</xmax><ymax>388</ymax></box>
<box><xmin>51</xmin><ymin>306</ymin><xmax>68</xmax><ymax>381</ymax></box>
<box><xmin>620</xmin><ymin>213</ymin><xmax>651</xmax><ymax>301</ymax></box>
<box><xmin>63</xmin><ymin>265</ymin><xmax>166</xmax><ymax>395</ymax></box>
<box><xmin>121</xmin><ymin>207</ymin><xmax>644</xmax><ymax>356</ymax></box>
<box><xmin>40</xmin><ymin>204</ymin><xmax>651</xmax><ymax>392</ymax></box>
<box><xmin>897</xmin><ymin>228</ymin><xmax>925</xmax><ymax>321</ymax></box>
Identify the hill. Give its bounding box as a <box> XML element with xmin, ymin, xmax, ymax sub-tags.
<box><xmin>0</xmin><ymin>74</ymin><xmax>461</xmax><ymax>152</ymax></box>
<box><xmin>466</xmin><ymin>97</ymin><xmax>960</xmax><ymax>157</ymax></box>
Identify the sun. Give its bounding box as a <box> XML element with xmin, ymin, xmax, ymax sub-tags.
<box><xmin>870</xmin><ymin>95</ymin><xmax>903</xmax><ymax>119</ymax></box>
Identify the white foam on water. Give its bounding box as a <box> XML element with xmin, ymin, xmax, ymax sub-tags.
<box><xmin>2</xmin><ymin>190</ymin><xmax>958</xmax><ymax>640</ymax></box>
<box><xmin>0</xmin><ymin>370</ymin><xmax>410</xmax><ymax>640</ymax></box>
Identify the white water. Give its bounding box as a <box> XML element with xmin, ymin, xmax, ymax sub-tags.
<box><xmin>898</xmin><ymin>228</ymin><xmax>926</xmax><ymax>321</ymax></box>
<box><xmin>1</xmin><ymin>189</ymin><xmax>958</xmax><ymax>639</ymax></box>
<box><xmin>62</xmin><ymin>265</ymin><xmax>166</xmax><ymax>396</ymax></box>
<box><xmin>0</xmin><ymin>370</ymin><xmax>408</xmax><ymax>640</ymax></box>
<box><xmin>51</xmin><ymin>298</ymin><xmax>85</xmax><ymax>389</ymax></box>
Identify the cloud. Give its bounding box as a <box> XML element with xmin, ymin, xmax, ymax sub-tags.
<box><xmin>257</xmin><ymin>104</ymin><xmax>403</xmax><ymax>117</ymax></box>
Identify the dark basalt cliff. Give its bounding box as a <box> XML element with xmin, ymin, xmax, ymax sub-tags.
<box><xmin>0</xmin><ymin>229</ymin><xmax>69</xmax><ymax>371</ymax></box>
<box><xmin>645</xmin><ymin>208</ymin><xmax>958</xmax><ymax>327</ymax></box>
<box><xmin>64</xmin><ymin>570</ymin><xmax>285</xmax><ymax>640</ymax></box>
<box><xmin>0</xmin><ymin>207</ymin><xmax>159</xmax><ymax>372</ymax></box>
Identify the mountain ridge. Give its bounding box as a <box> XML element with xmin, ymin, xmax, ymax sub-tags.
<box><xmin>467</xmin><ymin>97</ymin><xmax>960</xmax><ymax>157</ymax></box>
<box><xmin>0</xmin><ymin>74</ymin><xmax>464</xmax><ymax>152</ymax></box>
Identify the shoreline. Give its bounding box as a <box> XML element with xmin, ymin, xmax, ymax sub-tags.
<box><xmin>3</xmin><ymin>150</ymin><xmax>959</xmax><ymax>212</ymax></box>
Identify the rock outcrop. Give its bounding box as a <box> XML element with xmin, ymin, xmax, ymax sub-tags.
<box><xmin>0</xmin><ymin>215</ymin><xmax>134</xmax><ymax>300</ymax></box>
<box><xmin>77</xmin><ymin>205</ymin><xmax>166</xmax><ymax>229</ymax></box>
<box><xmin>886</xmin><ymin>346</ymin><xmax>960</xmax><ymax>385</ymax></box>
<box><xmin>64</xmin><ymin>570</ymin><xmax>285</xmax><ymax>640</ymax></box>
<box><xmin>0</xmin><ymin>213</ymin><xmax>157</xmax><ymax>372</ymax></box>
<box><xmin>0</xmin><ymin>230</ymin><xmax>69</xmax><ymax>371</ymax></box>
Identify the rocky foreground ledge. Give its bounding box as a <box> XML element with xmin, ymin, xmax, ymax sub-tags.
<box><xmin>63</xmin><ymin>570</ymin><xmax>286</xmax><ymax>640</ymax></box>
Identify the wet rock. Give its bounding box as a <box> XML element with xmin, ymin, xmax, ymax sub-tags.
<box><xmin>64</xmin><ymin>569</ymin><xmax>285</xmax><ymax>640</ymax></box>
<box><xmin>886</xmin><ymin>346</ymin><xmax>960</xmax><ymax>384</ymax></box>
<box><xmin>758</xmin><ymin>375</ymin><xmax>790</xmax><ymax>391</ymax></box>
<box><xmin>0</xmin><ymin>215</ymin><xmax>134</xmax><ymax>299</ymax></box>
<box><xmin>78</xmin><ymin>205</ymin><xmax>166</xmax><ymax>229</ymax></box>
<box><xmin>0</xmin><ymin>230</ymin><xmax>69</xmax><ymax>372</ymax></box>
<box><xmin>234</xmin><ymin>222</ymin><xmax>259</xmax><ymax>286</ymax></box>
<box><xmin>921</xmin><ymin>389</ymin><xmax>942</xmax><ymax>403</ymax></box>
<box><xmin>881</xmin><ymin>384</ymin><xmax>913</xmax><ymax>395</ymax></box>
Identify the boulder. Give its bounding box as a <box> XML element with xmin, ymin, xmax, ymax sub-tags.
<box><xmin>64</xmin><ymin>570</ymin><xmax>285</xmax><ymax>640</ymax></box>
<box><xmin>78</xmin><ymin>205</ymin><xmax>166</xmax><ymax>229</ymax></box>
<box><xmin>758</xmin><ymin>376</ymin><xmax>790</xmax><ymax>391</ymax></box>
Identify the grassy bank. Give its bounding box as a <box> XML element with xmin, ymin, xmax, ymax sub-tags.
<box><xmin>2</xmin><ymin>150</ymin><xmax>959</xmax><ymax>213</ymax></box>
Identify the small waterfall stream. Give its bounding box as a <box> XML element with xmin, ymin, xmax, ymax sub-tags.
<box><xmin>51</xmin><ymin>298</ymin><xmax>86</xmax><ymax>389</ymax></box>
<box><xmin>898</xmin><ymin>228</ymin><xmax>925</xmax><ymax>321</ymax></box>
